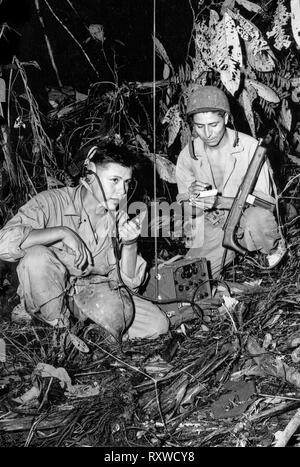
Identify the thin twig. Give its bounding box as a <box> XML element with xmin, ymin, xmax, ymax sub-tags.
<box><xmin>43</xmin><ymin>0</ymin><xmax>99</xmax><ymax>78</ymax></box>
<box><xmin>274</xmin><ymin>407</ymin><xmax>300</xmax><ymax>447</ymax></box>
<box><xmin>34</xmin><ymin>0</ymin><xmax>63</xmax><ymax>87</ymax></box>
<box><xmin>24</xmin><ymin>412</ymin><xmax>50</xmax><ymax>447</ymax></box>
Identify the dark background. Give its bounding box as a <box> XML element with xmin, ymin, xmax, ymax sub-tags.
<box><xmin>0</xmin><ymin>0</ymin><xmax>194</xmax><ymax>91</ymax></box>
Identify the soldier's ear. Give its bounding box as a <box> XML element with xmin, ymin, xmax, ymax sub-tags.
<box><xmin>224</xmin><ymin>113</ymin><xmax>229</xmax><ymax>125</ymax></box>
<box><xmin>86</xmin><ymin>160</ymin><xmax>96</xmax><ymax>174</ymax></box>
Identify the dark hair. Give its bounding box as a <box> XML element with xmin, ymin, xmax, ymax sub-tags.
<box><xmin>84</xmin><ymin>142</ymin><xmax>138</xmax><ymax>170</ymax></box>
<box><xmin>192</xmin><ymin>109</ymin><xmax>226</xmax><ymax>120</ymax></box>
<box><xmin>187</xmin><ymin>110</ymin><xmax>227</xmax><ymax>130</ymax></box>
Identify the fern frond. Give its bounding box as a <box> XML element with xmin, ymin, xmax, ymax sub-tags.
<box><xmin>266</xmin><ymin>0</ymin><xmax>291</xmax><ymax>50</ymax></box>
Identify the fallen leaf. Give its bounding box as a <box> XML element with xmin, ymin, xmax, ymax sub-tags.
<box><xmin>12</xmin><ymin>385</ymin><xmax>40</xmax><ymax>405</ymax></box>
<box><xmin>263</xmin><ymin>333</ymin><xmax>273</xmax><ymax>349</ymax></box>
<box><xmin>33</xmin><ymin>363</ymin><xmax>72</xmax><ymax>391</ymax></box>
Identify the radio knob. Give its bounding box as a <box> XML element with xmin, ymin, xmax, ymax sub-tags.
<box><xmin>186</xmin><ymin>266</ymin><xmax>193</xmax><ymax>278</ymax></box>
<box><xmin>178</xmin><ymin>285</ymin><xmax>184</xmax><ymax>292</ymax></box>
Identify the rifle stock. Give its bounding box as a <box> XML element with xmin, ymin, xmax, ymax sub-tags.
<box><xmin>216</xmin><ymin>194</ymin><xmax>275</xmax><ymax>211</ymax></box>
<box><xmin>221</xmin><ymin>141</ymin><xmax>268</xmax><ymax>255</ymax></box>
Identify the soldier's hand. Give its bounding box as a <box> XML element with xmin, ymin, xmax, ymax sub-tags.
<box><xmin>188</xmin><ymin>180</ymin><xmax>212</xmax><ymax>197</ymax></box>
<box><xmin>61</xmin><ymin>228</ymin><xmax>93</xmax><ymax>270</ymax></box>
<box><xmin>189</xmin><ymin>195</ymin><xmax>217</xmax><ymax>210</ymax></box>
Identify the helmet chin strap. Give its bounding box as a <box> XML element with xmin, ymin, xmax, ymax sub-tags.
<box><xmin>188</xmin><ymin>137</ymin><xmax>198</xmax><ymax>160</ymax></box>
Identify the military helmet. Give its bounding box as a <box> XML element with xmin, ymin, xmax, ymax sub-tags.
<box><xmin>186</xmin><ymin>86</ymin><xmax>230</xmax><ymax>116</ymax></box>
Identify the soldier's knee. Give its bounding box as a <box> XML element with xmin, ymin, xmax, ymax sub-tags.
<box><xmin>19</xmin><ymin>245</ymin><xmax>52</xmax><ymax>269</ymax></box>
<box><xmin>18</xmin><ymin>246</ymin><xmax>67</xmax><ymax>281</ymax></box>
<box><xmin>243</xmin><ymin>206</ymin><xmax>266</xmax><ymax>227</ymax></box>
<box><xmin>149</xmin><ymin>306</ymin><xmax>169</xmax><ymax>337</ymax></box>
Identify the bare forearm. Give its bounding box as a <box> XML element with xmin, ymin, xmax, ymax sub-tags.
<box><xmin>21</xmin><ymin>226</ymin><xmax>69</xmax><ymax>250</ymax></box>
<box><xmin>120</xmin><ymin>243</ymin><xmax>138</xmax><ymax>279</ymax></box>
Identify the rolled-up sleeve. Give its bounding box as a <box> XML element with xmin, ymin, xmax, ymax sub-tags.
<box><xmin>176</xmin><ymin>148</ymin><xmax>196</xmax><ymax>194</ymax></box>
<box><xmin>0</xmin><ymin>195</ymin><xmax>49</xmax><ymax>262</ymax></box>
<box><xmin>108</xmin><ymin>253</ymin><xmax>147</xmax><ymax>291</ymax></box>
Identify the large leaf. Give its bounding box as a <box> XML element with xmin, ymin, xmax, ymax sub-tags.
<box><xmin>279</xmin><ymin>99</ymin><xmax>292</xmax><ymax>131</ymax></box>
<box><xmin>163</xmin><ymin>63</ymin><xmax>170</xmax><ymax>79</ymax></box>
<box><xmin>240</xmin><ymin>89</ymin><xmax>256</xmax><ymax>136</ymax></box>
<box><xmin>180</xmin><ymin>121</ymin><xmax>192</xmax><ymax>149</ymax></box>
<box><xmin>291</xmin><ymin>0</ymin><xmax>300</xmax><ymax>48</ymax></box>
<box><xmin>209</xmin><ymin>8</ymin><xmax>220</xmax><ymax>28</ymax></box>
<box><xmin>244</xmin><ymin>40</ymin><xmax>276</xmax><ymax>72</ymax></box>
<box><xmin>230</xmin><ymin>10</ymin><xmax>276</xmax><ymax>72</ymax></box>
<box><xmin>221</xmin><ymin>0</ymin><xmax>236</xmax><ymax>15</ymax></box>
<box><xmin>235</xmin><ymin>0</ymin><xmax>262</xmax><ymax>12</ymax></box>
<box><xmin>135</xmin><ymin>135</ymin><xmax>177</xmax><ymax>183</ymax></box>
<box><xmin>245</xmin><ymin>79</ymin><xmax>280</xmax><ymax>103</ymax></box>
<box><xmin>148</xmin><ymin>153</ymin><xmax>177</xmax><ymax>184</ymax></box>
<box><xmin>162</xmin><ymin>105</ymin><xmax>182</xmax><ymax>147</ymax></box>
<box><xmin>154</xmin><ymin>36</ymin><xmax>174</xmax><ymax>72</ymax></box>
<box><xmin>211</xmin><ymin>13</ymin><xmax>242</xmax><ymax>95</ymax></box>
<box><xmin>192</xmin><ymin>18</ymin><xmax>213</xmax><ymax>79</ymax></box>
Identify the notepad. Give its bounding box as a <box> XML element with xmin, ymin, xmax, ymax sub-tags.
<box><xmin>194</xmin><ymin>189</ymin><xmax>218</xmax><ymax>198</ymax></box>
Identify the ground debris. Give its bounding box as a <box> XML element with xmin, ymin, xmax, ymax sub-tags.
<box><xmin>1</xmin><ymin>222</ymin><xmax>300</xmax><ymax>446</ymax></box>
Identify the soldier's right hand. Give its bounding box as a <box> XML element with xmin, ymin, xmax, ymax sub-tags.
<box><xmin>188</xmin><ymin>180</ymin><xmax>212</xmax><ymax>197</ymax></box>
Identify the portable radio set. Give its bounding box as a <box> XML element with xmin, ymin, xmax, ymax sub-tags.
<box><xmin>144</xmin><ymin>256</ymin><xmax>212</xmax><ymax>313</ymax></box>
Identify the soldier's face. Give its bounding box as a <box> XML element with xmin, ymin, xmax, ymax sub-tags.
<box><xmin>95</xmin><ymin>162</ymin><xmax>133</xmax><ymax>211</ymax></box>
<box><xmin>193</xmin><ymin>112</ymin><xmax>228</xmax><ymax>147</ymax></box>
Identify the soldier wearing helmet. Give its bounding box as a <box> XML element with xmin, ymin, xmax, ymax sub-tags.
<box><xmin>176</xmin><ymin>85</ymin><xmax>286</xmax><ymax>276</ymax></box>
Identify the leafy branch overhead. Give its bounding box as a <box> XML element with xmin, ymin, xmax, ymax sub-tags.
<box><xmin>1</xmin><ymin>0</ymin><xmax>300</xmax><ymax>220</ymax></box>
<box><xmin>156</xmin><ymin>0</ymin><xmax>300</xmax><ymax>147</ymax></box>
